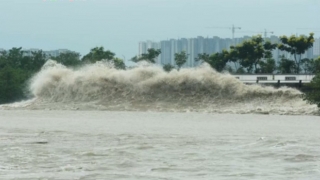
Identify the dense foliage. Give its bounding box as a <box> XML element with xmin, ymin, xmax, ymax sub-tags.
<box><xmin>0</xmin><ymin>47</ymin><xmax>46</xmax><ymax>104</ymax></box>
<box><xmin>278</xmin><ymin>33</ymin><xmax>315</xmax><ymax>73</ymax></box>
<box><xmin>303</xmin><ymin>56</ymin><xmax>320</xmax><ymax>107</ymax></box>
<box><xmin>0</xmin><ymin>47</ymin><xmax>125</xmax><ymax>104</ymax></box>
<box><xmin>174</xmin><ymin>51</ymin><xmax>188</xmax><ymax>70</ymax></box>
<box><xmin>196</xmin><ymin>51</ymin><xmax>229</xmax><ymax>72</ymax></box>
<box><xmin>131</xmin><ymin>48</ymin><xmax>161</xmax><ymax>63</ymax></box>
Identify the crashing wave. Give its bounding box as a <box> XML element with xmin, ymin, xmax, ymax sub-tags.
<box><xmin>1</xmin><ymin>60</ymin><xmax>318</xmax><ymax>115</ymax></box>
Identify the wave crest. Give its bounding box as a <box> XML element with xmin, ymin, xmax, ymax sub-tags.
<box><xmin>3</xmin><ymin>60</ymin><xmax>317</xmax><ymax>115</ymax></box>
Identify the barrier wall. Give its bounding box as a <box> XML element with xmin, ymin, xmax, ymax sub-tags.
<box><xmin>232</xmin><ymin>74</ymin><xmax>315</xmax><ymax>84</ymax></box>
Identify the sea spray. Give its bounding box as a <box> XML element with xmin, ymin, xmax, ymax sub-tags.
<box><xmin>1</xmin><ymin>60</ymin><xmax>317</xmax><ymax>115</ymax></box>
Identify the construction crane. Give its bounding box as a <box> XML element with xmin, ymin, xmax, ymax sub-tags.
<box><xmin>263</xmin><ymin>29</ymin><xmax>274</xmax><ymax>39</ymax></box>
<box><xmin>237</xmin><ymin>29</ymin><xmax>274</xmax><ymax>39</ymax></box>
<box><xmin>206</xmin><ymin>24</ymin><xmax>241</xmax><ymax>45</ymax></box>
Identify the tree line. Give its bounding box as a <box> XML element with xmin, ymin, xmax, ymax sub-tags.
<box><xmin>1</xmin><ymin>33</ymin><xmax>320</xmax><ymax>108</ymax></box>
<box><xmin>0</xmin><ymin>46</ymin><xmax>125</xmax><ymax>104</ymax></box>
<box><xmin>132</xmin><ymin>33</ymin><xmax>320</xmax><ymax>74</ymax></box>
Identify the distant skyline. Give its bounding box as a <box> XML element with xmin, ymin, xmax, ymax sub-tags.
<box><xmin>0</xmin><ymin>0</ymin><xmax>319</xmax><ymax>64</ymax></box>
<box><xmin>138</xmin><ymin>35</ymin><xmax>318</xmax><ymax>68</ymax></box>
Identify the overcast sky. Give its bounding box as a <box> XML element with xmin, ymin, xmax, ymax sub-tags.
<box><xmin>0</xmin><ymin>0</ymin><xmax>319</xmax><ymax>63</ymax></box>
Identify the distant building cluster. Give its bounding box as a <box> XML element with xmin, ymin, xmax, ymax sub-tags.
<box><xmin>22</xmin><ymin>49</ymin><xmax>76</xmax><ymax>57</ymax></box>
<box><xmin>0</xmin><ymin>48</ymin><xmax>76</xmax><ymax>58</ymax></box>
<box><xmin>138</xmin><ymin>36</ymin><xmax>320</xmax><ymax>67</ymax></box>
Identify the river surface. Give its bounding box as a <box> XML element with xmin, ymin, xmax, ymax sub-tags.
<box><xmin>0</xmin><ymin>110</ymin><xmax>320</xmax><ymax>180</ymax></box>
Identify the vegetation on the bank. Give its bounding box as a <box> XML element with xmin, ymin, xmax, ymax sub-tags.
<box><xmin>0</xmin><ymin>46</ymin><xmax>125</xmax><ymax>104</ymax></box>
<box><xmin>304</xmin><ymin>76</ymin><xmax>320</xmax><ymax>108</ymax></box>
<box><xmin>132</xmin><ymin>33</ymin><xmax>317</xmax><ymax>74</ymax></box>
<box><xmin>303</xmin><ymin>56</ymin><xmax>320</xmax><ymax>107</ymax></box>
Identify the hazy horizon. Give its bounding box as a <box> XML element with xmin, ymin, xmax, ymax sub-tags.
<box><xmin>1</xmin><ymin>0</ymin><xmax>319</xmax><ymax>63</ymax></box>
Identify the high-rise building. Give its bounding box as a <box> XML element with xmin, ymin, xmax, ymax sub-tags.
<box><xmin>138</xmin><ymin>35</ymin><xmax>315</xmax><ymax>67</ymax></box>
<box><xmin>138</xmin><ymin>42</ymin><xmax>147</xmax><ymax>57</ymax></box>
<box><xmin>313</xmin><ymin>37</ymin><xmax>320</xmax><ymax>58</ymax></box>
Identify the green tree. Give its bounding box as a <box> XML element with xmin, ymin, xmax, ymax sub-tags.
<box><xmin>174</xmin><ymin>51</ymin><xmax>188</xmax><ymax>70</ymax></box>
<box><xmin>258</xmin><ymin>58</ymin><xmax>276</xmax><ymax>73</ymax></box>
<box><xmin>278</xmin><ymin>33</ymin><xmax>314</xmax><ymax>73</ymax></box>
<box><xmin>196</xmin><ymin>51</ymin><xmax>229</xmax><ymax>72</ymax></box>
<box><xmin>163</xmin><ymin>63</ymin><xmax>175</xmax><ymax>72</ymax></box>
<box><xmin>301</xmin><ymin>58</ymin><xmax>313</xmax><ymax>74</ymax></box>
<box><xmin>130</xmin><ymin>56</ymin><xmax>138</xmax><ymax>62</ymax></box>
<box><xmin>30</xmin><ymin>50</ymin><xmax>47</xmax><ymax>71</ymax></box>
<box><xmin>211</xmin><ymin>50</ymin><xmax>229</xmax><ymax>72</ymax></box>
<box><xmin>81</xmin><ymin>47</ymin><xmax>124</xmax><ymax>69</ymax></box>
<box><xmin>0</xmin><ymin>66</ymin><xmax>27</xmax><ymax>104</ymax></box>
<box><xmin>16</xmin><ymin>50</ymin><xmax>47</xmax><ymax>72</ymax></box>
<box><xmin>112</xmin><ymin>57</ymin><xmax>126</xmax><ymax>70</ymax></box>
<box><xmin>301</xmin><ymin>57</ymin><xmax>320</xmax><ymax>74</ymax></box>
<box><xmin>232</xmin><ymin>35</ymin><xmax>277</xmax><ymax>73</ymax></box>
<box><xmin>236</xmin><ymin>67</ymin><xmax>246</xmax><ymax>74</ymax></box>
<box><xmin>0</xmin><ymin>50</ymin><xmax>9</xmax><ymax>69</ymax></box>
<box><xmin>195</xmin><ymin>53</ymin><xmax>210</xmax><ymax>62</ymax></box>
<box><xmin>0</xmin><ymin>47</ymin><xmax>87</xmax><ymax>104</ymax></box>
<box><xmin>82</xmin><ymin>47</ymin><xmax>115</xmax><ymax>63</ymax></box>
<box><xmin>6</xmin><ymin>47</ymin><xmax>24</xmax><ymax>68</ymax></box>
<box><xmin>303</xmin><ymin>73</ymin><xmax>320</xmax><ymax>107</ymax></box>
<box><xmin>131</xmin><ymin>48</ymin><xmax>161</xmax><ymax>63</ymax></box>
<box><xmin>277</xmin><ymin>55</ymin><xmax>296</xmax><ymax>74</ymax></box>
<box><xmin>313</xmin><ymin>57</ymin><xmax>320</xmax><ymax>73</ymax></box>
<box><xmin>52</xmin><ymin>51</ymin><xmax>81</xmax><ymax>67</ymax></box>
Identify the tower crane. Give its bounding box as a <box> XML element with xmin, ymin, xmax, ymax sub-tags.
<box><xmin>263</xmin><ymin>29</ymin><xmax>274</xmax><ymax>39</ymax></box>
<box><xmin>206</xmin><ymin>24</ymin><xmax>241</xmax><ymax>45</ymax></box>
<box><xmin>237</xmin><ymin>29</ymin><xmax>274</xmax><ymax>39</ymax></box>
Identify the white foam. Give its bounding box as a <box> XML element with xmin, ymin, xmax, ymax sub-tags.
<box><xmin>4</xmin><ymin>60</ymin><xmax>318</xmax><ymax>115</ymax></box>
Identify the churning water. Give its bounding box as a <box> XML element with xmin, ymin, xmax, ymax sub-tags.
<box><xmin>0</xmin><ymin>111</ymin><xmax>320</xmax><ymax>180</ymax></box>
<box><xmin>0</xmin><ymin>60</ymin><xmax>318</xmax><ymax>115</ymax></box>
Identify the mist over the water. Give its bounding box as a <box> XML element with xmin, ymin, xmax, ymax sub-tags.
<box><xmin>1</xmin><ymin>60</ymin><xmax>318</xmax><ymax>115</ymax></box>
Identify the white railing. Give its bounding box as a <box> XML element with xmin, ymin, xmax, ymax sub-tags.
<box><xmin>232</xmin><ymin>74</ymin><xmax>315</xmax><ymax>84</ymax></box>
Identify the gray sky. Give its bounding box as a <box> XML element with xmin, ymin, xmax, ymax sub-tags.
<box><xmin>0</xmin><ymin>0</ymin><xmax>319</xmax><ymax>63</ymax></box>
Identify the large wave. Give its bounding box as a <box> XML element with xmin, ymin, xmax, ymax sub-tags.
<box><xmin>1</xmin><ymin>60</ymin><xmax>318</xmax><ymax>115</ymax></box>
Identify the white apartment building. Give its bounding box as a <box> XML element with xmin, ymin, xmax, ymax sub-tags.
<box><xmin>138</xmin><ymin>35</ymin><xmax>316</xmax><ymax>67</ymax></box>
<box><xmin>313</xmin><ymin>37</ymin><xmax>320</xmax><ymax>57</ymax></box>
